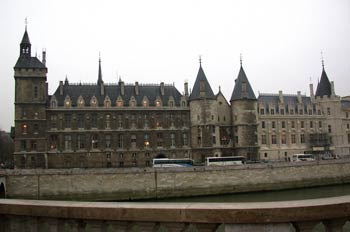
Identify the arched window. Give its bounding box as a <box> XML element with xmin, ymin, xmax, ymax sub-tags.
<box><xmin>77</xmin><ymin>96</ymin><xmax>85</xmax><ymax>107</ymax></box>
<box><xmin>142</xmin><ymin>96</ymin><xmax>149</xmax><ymax>107</ymax></box>
<box><xmin>64</xmin><ymin>96</ymin><xmax>71</xmax><ymax>108</ymax></box>
<box><xmin>104</xmin><ymin>96</ymin><xmax>111</xmax><ymax>107</ymax></box>
<box><xmin>90</xmin><ymin>96</ymin><xmax>98</xmax><ymax>107</ymax></box>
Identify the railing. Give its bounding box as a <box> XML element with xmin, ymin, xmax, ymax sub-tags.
<box><xmin>1</xmin><ymin>196</ymin><xmax>350</xmax><ymax>231</ymax></box>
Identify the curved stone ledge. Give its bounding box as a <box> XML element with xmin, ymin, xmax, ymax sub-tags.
<box><xmin>1</xmin><ymin>196</ymin><xmax>350</xmax><ymax>224</ymax></box>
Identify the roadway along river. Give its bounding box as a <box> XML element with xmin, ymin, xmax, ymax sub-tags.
<box><xmin>140</xmin><ymin>184</ymin><xmax>350</xmax><ymax>202</ymax></box>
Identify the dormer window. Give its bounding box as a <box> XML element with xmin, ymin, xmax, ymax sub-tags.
<box><xmin>104</xmin><ymin>96</ymin><xmax>111</xmax><ymax>108</ymax></box>
<box><xmin>129</xmin><ymin>96</ymin><xmax>136</xmax><ymax>107</ymax></box>
<box><xmin>142</xmin><ymin>96</ymin><xmax>149</xmax><ymax>107</ymax></box>
<box><xmin>77</xmin><ymin>96</ymin><xmax>85</xmax><ymax>108</ymax></box>
<box><xmin>64</xmin><ymin>96</ymin><xmax>71</xmax><ymax>108</ymax></box>
<box><xmin>90</xmin><ymin>96</ymin><xmax>98</xmax><ymax>107</ymax></box>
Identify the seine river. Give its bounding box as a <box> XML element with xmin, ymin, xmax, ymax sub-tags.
<box><xmin>147</xmin><ymin>184</ymin><xmax>350</xmax><ymax>202</ymax></box>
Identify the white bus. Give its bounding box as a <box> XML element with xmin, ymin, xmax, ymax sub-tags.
<box><xmin>206</xmin><ymin>156</ymin><xmax>245</xmax><ymax>166</ymax></box>
<box><xmin>152</xmin><ymin>158</ymin><xmax>193</xmax><ymax>168</ymax></box>
<box><xmin>291</xmin><ymin>154</ymin><xmax>315</xmax><ymax>162</ymax></box>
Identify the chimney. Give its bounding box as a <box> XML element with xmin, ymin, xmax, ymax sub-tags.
<box><xmin>160</xmin><ymin>82</ymin><xmax>165</xmax><ymax>96</ymax></box>
<box><xmin>331</xmin><ymin>81</ymin><xmax>335</xmax><ymax>96</ymax></box>
<box><xmin>135</xmin><ymin>82</ymin><xmax>139</xmax><ymax>95</ymax></box>
<box><xmin>59</xmin><ymin>81</ymin><xmax>63</xmax><ymax>95</ymax></box>
<box><xmin>278</xmin><ymin>90</ymin><xmax>284</xmax><ymax>103</ymax></box>
<box><xmin>42</xmin><ymin>49</ymin><xmax>46</xmax><ymax>66</ymax></box>
<box><xmin>309</xmin><ymin>83</ymin><xmax>314</xmax><ymax>98</ymax></box>
<box><xmin>297</xmin><ymin>91</ymin><xmax>302</xmax><ymax>103</ymax></box>
<box><xmin>184</xmin><ymin>81</ymin><xmax>189</xmax><ymax>96</ymax></box>
<box><xmin>119</xmin><ymin>79</ymin><xmax>125</xmax><ymax>96</ymax></box>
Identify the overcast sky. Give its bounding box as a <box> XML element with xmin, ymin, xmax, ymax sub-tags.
<box><xmin>0</xmin><ymin>0</ymin><xmax>349</xmax><ymax>131</ymax></box>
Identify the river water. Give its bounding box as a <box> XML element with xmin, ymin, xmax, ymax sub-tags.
<box><xmin>148</xmin><ymin>184</ymin><xmax>350</xmax><ymax>202</ymax></box>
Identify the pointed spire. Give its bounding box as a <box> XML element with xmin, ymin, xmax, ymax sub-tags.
<box><xmin>20</xmin><ymin>18</ymin><xmax>31</xmax><ymax>57</ymax></box>
<box><xmin>97</xmin><ymin>53</ymin><xmax>103</xmax><ymax>85</ymax></box>
<box><xmin>315</xmin><ymin>55</ymin><xmax>331</xmax><ymax>97</ymax></box>
<box><xmin>230</xmin><ymin>59</ymin><xmax>256</xmax><ymax>101</ymax></box>
<box><xmin>189</xmin><ymin>60</ymin><xmax>215</xmax><ymax>101</ymax></box>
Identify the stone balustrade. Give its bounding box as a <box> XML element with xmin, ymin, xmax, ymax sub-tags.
<box><xmin>1</xmin><ymin>196</ymin><xmax>350</xmax><ymax>231</ymax></box>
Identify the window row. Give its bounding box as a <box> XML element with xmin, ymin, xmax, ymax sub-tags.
<box><xmin>48</xmin><ymin>132</ymin><xmax>189</xmax><ymax>151</ymax></box>
<box><xmin>258</xmin><ymin>107</ymin><xmax>322</xmax><ymax>116</ymax></box>
<box><xmin>260</xmin><ymin>120</ymin><xmax>323</xmax><ymax>130</ymax></box>
<box><xmin>261</xmin><ymin>134</ymin><xmax>306</xmax><ymax>145</ymax></box>
<box><xmin>49</xmin><ymin>113</ymin><xmax>189</xmax><ymax>130</ymax></box>
<box><xmin>51</xmin><ymin>95</ymin><xmax>187</xmax><ymax>108</ymax></box>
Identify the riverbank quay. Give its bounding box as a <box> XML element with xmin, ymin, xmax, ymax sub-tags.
<box><xmin>1</xmin><ymin>159</ymin><xmax>350</xmax><ymax>201</ymax></box>
<box><xmin>0</xmin><ymin>196</ymin><xmax>350</xmax><ymax>231</ymax></box>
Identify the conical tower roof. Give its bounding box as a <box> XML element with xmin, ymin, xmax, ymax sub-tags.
<box><xmin>230</xmin><ymin>65</ymin><xmax>256</xmax><ymax>101</ymax></box>
<box><xmin>20</xmin><ymin>29</ymin><xmax>31</xmax><ymax>45</ymax></box>
<box><xmin>189</xmin><ymin>63</ymin><xmax>215</xmax><ymax>101</ymax></box>
<box><xmin>315</xmin><ymin>66</ymin><xmax>332</xmax><ymax>97</ymax></box>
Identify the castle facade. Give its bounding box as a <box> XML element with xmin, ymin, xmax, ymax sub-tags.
<box><xmin>13</xmin><ymin>28</ymin><xmax>350</xmax><ymax>168</ymax></box>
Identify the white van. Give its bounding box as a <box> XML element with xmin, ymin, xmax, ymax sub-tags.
<box><xmin>291</xmin><ymin>154</ymin><xmax>315</xmax><ymax>162</ymax></box>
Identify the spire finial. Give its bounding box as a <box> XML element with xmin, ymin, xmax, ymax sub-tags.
<box><xmin>199</xmin><ymin>55</ymin><xmax>202</xmax><ymax>66</ymax></box>
<box><xmin>321</xmin><ymin>51</ymin><xmax>324</xmax><ymax>69</ymax></box>
<box><xmin>219</xmin><ymin>85</ymin><xmax>221</xmax><ymax>92</ymax></box>
<box><xmin>25</xmin><ymin>17</ymin><xmax>28</xmax><ymax>31</ymax></box>
<box><xmin>240</xmin><ymin>53</ymin><xmax>243</xmax><ymax>66</ymax></box>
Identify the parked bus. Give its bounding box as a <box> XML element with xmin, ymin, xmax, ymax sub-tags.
<box><xmin>206</xmin><ymin>156</ymin><xmax>245</xmax><ymax>166</ymax></box>
<box><xmin>152</xmin><ymin>158</ymin><xmax>193</xmax><ymax>168</ymax></box>
<box><xmin>291</xmin><ymin>154</ymin><xmax>315</xmax><ymax>162</ymax></box>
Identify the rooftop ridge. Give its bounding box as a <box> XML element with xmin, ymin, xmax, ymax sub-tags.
<box><xmin>64</xmin><ymin>82</ymin><xmax>175</xmax><ymax>86</ymax></box>
<box><xmin>259</xmin><ymin>93</ymin><xmax>307</xmax><ymax>97</ymax></box>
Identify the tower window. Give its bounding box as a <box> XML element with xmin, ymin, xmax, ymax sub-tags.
<box><xmin>34</xmin><ymin>86</ymin><xmax>38</xmax><ymax>99</ymax></box>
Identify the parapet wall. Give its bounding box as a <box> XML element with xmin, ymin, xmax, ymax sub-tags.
<box><xmin>1</xmin><ymin>160</ymin><xmax>350</xmax><ymax>201</ymax></box>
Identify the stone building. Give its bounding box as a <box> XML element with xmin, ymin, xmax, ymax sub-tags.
<box><xmin>12</xmin><ymin>28</ymin><xmax>350</xmax><ymax>168</ymax></box>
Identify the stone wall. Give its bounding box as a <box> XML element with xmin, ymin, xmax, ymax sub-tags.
<box><xmin>1</xmin><ymin>160</ymin><xmax>350</xmax><ymax>201</ymax></box>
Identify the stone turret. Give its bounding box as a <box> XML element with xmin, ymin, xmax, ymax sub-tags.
<box><xmin>230</xmin><ymin>61</ymin><xmax>259</xmax><ymax>160</ymax></box>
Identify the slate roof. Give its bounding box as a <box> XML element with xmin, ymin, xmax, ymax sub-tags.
<box><xmin>230</xmin><ymin>65</ymin><xmax>256</xmax><ymax>101</ymax></box>
<box><xmin>52</xmin><ymin>83</ymin><xmax>183</xmax><ymax>107</ymax></box>
<box><xmin>14</xmin><ymin>56</ymin><xmax>46</xmax><ymax>69</ymax></box>
<box><xmin>14</xmin><ymin>29</ymin><xmax>46</xmax><ymax>69</ymax></box>
<box><xmin>258</xmin><ymin>94</ymin><xmax>314</xmax><ymax>113</ymax></box>
<box><xmin>315</xmin><ymin>67</ymin><xmax>332</xmax><ymax>97</ymax></box>
<box><xmin>189</xmin><ymin>64</ymin><xmax>215</xmax><ymax>101</ymax></box>
<box><xmin>21</xmin><ymin>30</ymin><xmax>30</xmax><ymax>45</ymax></box>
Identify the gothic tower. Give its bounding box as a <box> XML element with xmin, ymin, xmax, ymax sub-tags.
<box><xmin>189</xmin><ymin>60</ymin><xmax>217</xmax><ymax>162</ymax></box>
<box><xmin>230</xmin><ymin>61</ymin><xmax>259</xmax><ymax>160</ymax></box>
<box><xmin>13</xmin><ymin>27</ymin><xmax>48</xmax><ymax>168</ymax></box>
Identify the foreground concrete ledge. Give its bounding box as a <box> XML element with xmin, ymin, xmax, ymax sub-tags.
<box><xmin>1</xmin><ymin>196</ymin><xmax>350</xmax><ymax>223</ymax></box>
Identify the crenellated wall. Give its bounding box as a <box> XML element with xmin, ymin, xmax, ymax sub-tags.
<box><xmin>1</xmin><ymin>160</ymin><xmax>350</xmax><ymax>201</ymax></box>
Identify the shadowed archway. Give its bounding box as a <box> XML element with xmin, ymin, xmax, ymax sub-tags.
<box><xmin>0</xmin><ymin>182</ymin><xmax>5</xmax><ymax>198</ymax></box>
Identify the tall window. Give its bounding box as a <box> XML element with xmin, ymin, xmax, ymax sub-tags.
<box><xmin>144</xmin><ymin>133</ymin><xmax>150</xmax><ymax>147</ymax></box>
<box><xmin>118</xmin><ymin>115</ymin><xmax>123</xmax><ymax>128</ymax></box>
<box><xmin>31</xmin><ymin>140</ymin><xmax>37</xmax><ymax>151</ymax></box>
<box><xmin>310</xmin><ymin>121</ymin><xmax>313</xmax><ymax>128</ymax></box>
<box><xmin>261</xmin><ymin>135</ymin><xmax>267</xmax><ymax>144</ymax></box>
<box><xmin>157</xmin><ymin>133</ymin><xmax>163</xmax><ymax>147</ymax></box>
<box><xmin>270</xmin><ymin>109</ymin><xmax>275</xmax><ymax>115</ymax></box>
<box><xmin>261</xmin><ymin>121</ymin><xmax>265</xmax><ymax>129</ymax></box>
<box><xmin>106</xmin><ymin>114</ymin><xmax>111</xmax><ymax>129</ymax></box>
<box><xmin>49</xmin><ymin>135</ymin><xmax>58</xmax><ymax>150</ymax></box>
<box><xmin>91</xmin><ymin>113</ymin><xmax>98</xmax><ymax>128</ymax></box>
<box><xmin>280</xmin><ymin>109</ymin><xmax>285</xmax><ymax>115</ymax></box>
<box><xmin>327</xmin><ymin>107</ymin><xmax>331</xmax><ymax>115</ymax></box>
<box><xmin>77</xmin><ymin>114</ymin><xmax>85</xmax><ymax>129</ymax></box>
<box><xmin>105</xmin><ymin>135</ymin><xmax>111</xmax><ymax>148</ymax></box>
<box><xmin>291</xmin><ymin>134</ymin><xmax>296</xmax><ymax>144</ymax></box>
<box><xmin>64</xmin><ymin>114</ymin><xmax>71</xmax><ymax>129</ymax></box>
<box><xmin>22</xmin><ymin>124</ymin><xmax>28</xmax><ymax>135</ymax></box>
<box><xmin>281</xmin><ymin>121</ymin><xmax>286</xmax><ymax>129</ymax></box>
<box><xmin>319</xmin><ymin>121</ymin><xmax>322</xmax><ymax>129</ymax></box>
<box><xmin>131</xmin><ymin>134</ymin><xmax>137</xmax><ymax>148</ymax></box>
<box><xmin>328</xmin><ymin>125</ymin><xmax>332</xmax><ymax>133</ymax></box>
<box><xmin>33</xmin><ymin>124</ymin><xmax>39</xmax><ymax>134</ymax></box>
<box><xmin>300</xmin><ymin>134</ymin><xmax>305</xmax><ymax>143</ymax></box>
<box><xmin>291</xmin><ymin>121</ymin><xmax>295</xmax><ymax>129</ymax></box>
<box><xmin>272</xmin><ymin>121</ymin><xmax>276</xmax><ymax>129</ymax></box>
<box><xmin>64</xmin><ymin>135</ymin><xmax>72</xmax><ymax>150</ymax></box>
<box><xmin>182</xmin><ymin>133</ymin><xmax>188</xmax><ymax>146</ymax></box>
<box><xmin>301</xmin><ymin>121</ymin><xmax>305</xmax><ymax>129</ymax></box>
<box><xmin>77</xmin><ymin>135</ymin><xmax>85</xmax><ymax>150</ymax></box>
<box><xmin>118</xmin><ymin>134</ymin><xmax>124</xmax><ymax>148</ymax></box>
<box><xmin>91</xmin><ymin>134</ymin><xmax>98</xmax><ymax>149</ymax></box>
<box><xmin>21</xmin><ymin>140</ymin><xmax>26</xmax><ymax>151</ymax></box>
<box><xmin>34</xmin><ymin>86</ymin><xmax>38</xmax><ymax>98</ymax></box>
<box><xmin>281</xmin><ymin>134</ymin><xmax>286</xmax><ymax>144</ymax></box>
<box><xmin>171</xmin><ymin>133</ymin><xmax>175</xmax><ymax>147</ymax></box>
<box><xmin>271</xmin><ymin>135</ymin><xmax>277</xmax><ymax>144</ymax></box>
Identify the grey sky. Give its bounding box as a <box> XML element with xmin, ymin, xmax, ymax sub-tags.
<box><xmin>1</xmin><ymin>0</ymin><xmax>349</xmax><ymax>131</ymax></box>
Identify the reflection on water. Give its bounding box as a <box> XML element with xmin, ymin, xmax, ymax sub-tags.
<box><xmin>150</xmin><ymin>184</ymin><xmax>350</xmax><ymax>202</ymax></box>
